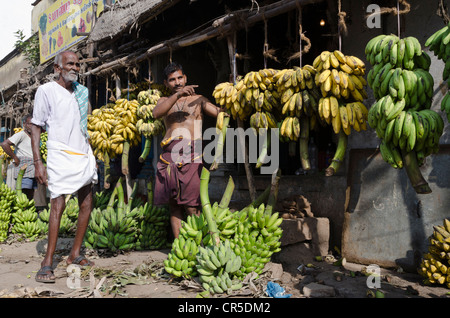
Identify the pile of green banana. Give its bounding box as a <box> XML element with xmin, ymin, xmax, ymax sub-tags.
<box><xmin>164</xmin><ymin>235</ymin><xmax>199</xmax><ymax>278</ymax></box>
<box><xmin>164</xmin><ymin>191</ymin><xmax>284</xmax><ymax>289</ymax></box>
<box><xmin>36</xmin><ymin>196</ymin><xmax>80</xmax><ymax>236</ymax></box>
<box><xmin>11</xmin><ymin>192</ymin><xmax>40</xmax><ymax>241</ymax></box>
<box><xmin>40</xmin><ymin>132</ymin><xmax>48</xmax><ymax>164</ymax></box>
<box><xmin>366</xmin><ymin>34</ymin><xmax>444</xmax><ymax>189</ymax></box>
<box><xmin>93</xmin><ymin>189</ymin><xmax>113</xmax><ymax>210</ymax></box>
<box><xmin>84</xmin><ymin>205</ymin><xmax>140</xmax><ymax>251</ymax></box>
<box><xmin>425</xmin><ymin>23</ymin><xmax>450</xmax><ymax>122</ymax></box>
<box><xmin>135</xmin><ymin>202</ymin><xmax>171</xmax><ymax>250</ymax></box>
<box><xmin>135</xmin><ymin>88</ymin><xmax>166</xmax><ymax>162</ymax></box>
<box><xmin>0</xmin><ymin>183</ymin><xmax>15</xmax><ymax>242</ymax></box>
<box><xmin>196</xmin><ymin>240</ymin><xmax>243</xmax><ymax>294</ymax></box>
<box><xmin>418</xmin><ymin>218</ymin><xmax>450</xmax><ymax>288</ymax></box>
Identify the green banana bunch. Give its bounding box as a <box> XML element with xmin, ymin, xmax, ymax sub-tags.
<box><xmin>135</xmin><ymin>202</ymin><xmax>170</xmax><ymax>250</ymax></box>
<box><xmin>425</xmin><ymin>22</ymin><xmax>450</xmax><ymax>123</ymax></box>
<box><xmin>164</xmin><ymin>235</ymin><xmax>199</xmax><ymax>278</ymax></box>
<box><xmin>196</xmin><ymin>240</ymin><xmax>243</xmax><ymax>295</ymax></box>
<box><xmin>9</xmin><ymin>191</ymin><xmax>41</xmax><ymax>241</ymax></box>
<box><xmin>418</xmin><ymin>218</ymin><xmax>450</xmax><ymax>288</ymax></box>
<box><xmin>93</xmin><ymin>189</ymin><xmax>113</xmax><ymax>210</ymax></box>
<box><xmin>0</xmin><ymin>208</ymin><xmax>12</xmax><ymax>243</ymax></box>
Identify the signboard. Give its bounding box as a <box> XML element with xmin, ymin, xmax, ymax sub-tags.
<box><xmin>38</xmin><ymin>0</ymin><xmax>114</xmax><ymax>64</ymax></box>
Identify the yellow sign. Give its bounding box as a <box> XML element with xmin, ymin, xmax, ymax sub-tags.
<box><xmin>38</xmin><ymin>0</ymin><xmax>111</xmax><ymax>64</ymax></box>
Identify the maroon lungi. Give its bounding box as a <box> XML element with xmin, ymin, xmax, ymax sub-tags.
<box><xmin>154</xmin><ymin>137</ymin><xmax>203</xmax><ymax>207</ymax></box>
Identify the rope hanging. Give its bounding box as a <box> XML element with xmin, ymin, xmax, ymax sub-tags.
<box><xmin>365</xmin><ymin>0</ymin><xmax>410</xmax><ymax>22</ymax></box>
<box><xmin>437</xmin><ymin>0</ymin><xmax>450</xmax><ymax>25</ymax></box>
<box><xmin>262</xmin><ymin>14</ymin><xmax>280</xmax><ymax>68</ymax></box>
<box><xmin>288</xmin><ymin>4</ymin><xmax>311</xmax><ymax>65</ymax></box>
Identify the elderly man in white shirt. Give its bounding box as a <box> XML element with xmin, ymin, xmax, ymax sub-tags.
<box><xmin>31</xmin><ymin>50</ymin><xmax>97</xmax><ymax>283</ymax></box>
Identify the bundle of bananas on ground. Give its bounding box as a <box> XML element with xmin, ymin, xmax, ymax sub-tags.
<box><xmin>425</xmin><ymin>23</ymin><xmax>450</xmax><ymax>122</ymax></box>
<box><xmin>164</xmin><ymin>235</ymin><xmax>199</xmax><ymax>278</ymax></box>
<box><xmin>366</xmin><ymin>34</ymin><xmax>443</xmax><ymax>193</ymax></box>
<box><xmin>196</xmin><ymin>240</ymin><xmax>243</xmax><ymax>294</ymax></box>
<box><xmin>88</xmin><ymin>104</ymin><xmax>117</xmax><ymax>161</ymax></box>
<box><xmin>93</xmin><ymin>189</ymin><xmax>113</xmax><ymax>210</ymax></box>
<box><xmin>135</xmin><ymin>202</ymin><xmax>170</xmax><ymax>250</ymax></box>
<box><xmin>10</xmin><ymin>192</ymin><xmax>40</xmax><ymax>241</ymax></box>
<box><xmin>84</xmin><ymin>206</ymin><xmax>139</xmax><ymax>251</ymax></box>
<box><xmin>418</xmin><ymin>219</ymin><xmax>450</xmax><ymax>288</ymax></box>
<box><xmin>0</xmin><ymin>183</ymin><xmax>16</xmax><ymax>242</ymax></box>
<box><xmin>314</xmin><ymin>50</ymin><xmax>369</xmax><ymax>134</ymax></box>
<box><xmin>39</xmin><ymin>131</ymin><xmax>48</xmax><ymax>164</ymax></box>
<box><xmin>36</xmin><ymin>196</ymin><xmax>79</xmax><ymax>236</ymax></box>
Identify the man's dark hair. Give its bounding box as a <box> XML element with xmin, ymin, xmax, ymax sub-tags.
<box><xmin>163</xmin><ymin>62</ymin><xmax>184</xmax><ymax>80</ymax></box>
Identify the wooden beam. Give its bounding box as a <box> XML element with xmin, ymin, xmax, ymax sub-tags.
<box><xmin>82</xmin><ymin>0</ymin><xmax>323</xmax><ymax>77</ymax></box>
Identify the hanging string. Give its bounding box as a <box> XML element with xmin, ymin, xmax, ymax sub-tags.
<box><xmin>437</xmin><ymin>0</ymin><xmax>450</xmax><ymax>25</ymax></box>
<box><xmin>337</xmin><ymin>0</ymin><xmax>348</xmax><ymax>52</ymax></box>
<box><xmin>262</xmin><ymin>14</ymin><xmax>280</xmax><ymax>68</ymax></box>
<box><xmin>397</xmin><ymin>0</ymin><xmax>401</xmax><ymax>38</ymax></box>
<box><xmin>288</xmin><ymin>4</ymin><xmax>311</xmax><ymax>64</ymax></box>
<box><xmin>147</xmin><ymin>57</ymin><xmax>152</xmax><ymax>90</ymax></box>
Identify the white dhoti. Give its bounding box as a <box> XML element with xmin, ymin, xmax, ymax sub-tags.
<box><xmin>46</xmin><ymin>140</ymin><xmax>98</xmax><ymax>199</ymax></box>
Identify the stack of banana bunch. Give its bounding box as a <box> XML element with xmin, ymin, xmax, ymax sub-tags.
<box><xmin>231</xmin><ymin>204</ymin><xmax>283</xmax><ymax>278</ymax></box>
<box><xmin>274</xmin><ymin>65</ymin><xmax>321</xmax><ymax>141</ymax></box>
<box><xmin>40</xmin><ymin>132</ymin><xmax>48</xmax><ymax>164</ymax></box>
<box><xmin>314</xmin><ymin>50</ymin><xmax>369</xmax><ymax>135</ymax></box>
<box><xmin>164</xmin><ymin>235</ymin><xmax>200</xmax><ymax>278</ymax></box>
<box><xmin>135</xmin><ymin>202</ymin><xmax>171</xmax><ymax>250</ymax></box>
<box><xmin>10</xmin><ymin>192</ymin><xmax>40</xmax><ymax>241</ymax></box>
<box><xmin>93</xmin><ymin>189</ymin><xmax>113</xmax><ymax>210</ymax></box>
<box><xmin>110</xmin><ymin>98</ymin><xmax>141</xmax><ymax>151</ymax></box>
<box><xmin>87</xmin><ymin>104</ymin><xmax>117</xmax><ymax>161</ymax></box>
<box><xmin>425</xmin><ymin>23</ymin><xmax>450</xmax><ymax>122</ymax></box>
<box><xmin>366</xmin><ymin>34</ymin><xmax>444</xmax><ymax>169</ymax></box>
<box><xmin>195</xmin><ymin>240</ymin><xmax>243</xmax><ymax>295</ymax></box>
<box><xmin>163</xmin><ymin>202</ymin><xmax>284</xmax><ymax>284</ymax></box>
<box><xmin>84</xmin><ymin>206</ymin><xmax>140</xmax><ymax>252</ymax></box>
<box><xmin>0</xmin><ymin>184</ymin><xmax>15</xmax><ymax>242</ymax></box>
<box><xmin>417</xmin><ymin>218</ymin><xmax>450</xmax><ymax>288</ymax></box>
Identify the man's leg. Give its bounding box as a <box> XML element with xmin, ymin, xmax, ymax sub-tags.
<box><xmin>35</xmin><ymin>195</ymin><xmax>65</xmax><ymax>282</ymax></box>
<box><xmin>169</xmin><ymin>198</ymin><xmax>185</xmax><ymax>238</ymax></box>
<box><xmin>67</xmin><ymin>184</ymin><xmax>94</xmax><ymax>266</ymax></box>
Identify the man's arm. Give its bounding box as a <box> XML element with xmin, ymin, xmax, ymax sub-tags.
<box><xmin>30</xmin><ymin>123</ymin><xmax>47</xmax><ymax>185</ymax></box>
<box><xmin>201</xmin><ymin>98</ymin><xmax>225</xmax><ymax>118</ymax></box>
<box><xmin>152</xmin><ymin>85</ymin><xmax>199</xmax><ymax>119</ymax></box>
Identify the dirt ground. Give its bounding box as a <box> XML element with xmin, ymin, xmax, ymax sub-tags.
<box><xmin>0</xmin><ymin>237</ymin><xmax>449</xmax><ymax>300</ymax></box>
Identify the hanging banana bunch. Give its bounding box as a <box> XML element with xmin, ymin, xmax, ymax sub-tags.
<box><xmin>365</xmin><ymin>34</ymin><xmax>443</xmax><ymax>194</ymax></box>
<box><xmin>425</xmin><ymin>23</ymin><xmax>450</xmax><ymax>123</ymax></box>
<box><xmin>135</xmin><ymin>88</ymin><xmax>166</xmax><ymax>163</ymax></box>
<box><xmin>312</xmin><ymin>50</ymin><xmax>369</xmax><ymax>176</ymax></box>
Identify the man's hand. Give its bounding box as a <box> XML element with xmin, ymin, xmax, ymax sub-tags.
<box><xmin>177</xmin><ymin>85</ymin><xmax>199</xmax><ymax>98</ymax></box>
<box><xmin>13</xmin><ymin>157</ymin><xmax>20</xmax><ymax>167</ymax></box>
<box><xmin>34</xmin><ymin>161</ymin><xmax>48</xmax><ymax>186</ymax></box>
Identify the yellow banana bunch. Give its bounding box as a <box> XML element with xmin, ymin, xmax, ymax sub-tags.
<box><xmin>418</xmin><ymin>218</ymin><xmax>450</xmax><ymax>288</ymax></box>
<box><xmin>111</xmin><ymin>98</ymin><xmax>141</xmax><ymax>148</ymax></box>
<box><xmin>314</xmin><ymin>50</ymin><xmax>368</xmax><ymax>102</ymax></box>
<box><xmin>88</xmin><ymin>104</ymin><xmax>117</xmax><ymax>161</ymax></box>
<box><xmin>278</xmin><ymin>116</ymin><xmax>300</xmax><ymax>141</ymax></box>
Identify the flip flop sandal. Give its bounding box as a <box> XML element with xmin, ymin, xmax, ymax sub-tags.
<box><xmin>35</xmin><ymin>266</ymin><xmax>55</xmax><ymax>283</ymax></box>
<box><xmin>70</xmin><ymin>255</ymin><xmax>94</xmax><ymax>267</ymax></box>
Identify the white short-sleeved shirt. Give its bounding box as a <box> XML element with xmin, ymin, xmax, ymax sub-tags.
<box><xmin>31</xmin><ymin>81</ymin><xmax>89</xmax><ymax>154</ymax></box>
<box><xmin>8</xmin><ymin>131</ymin><xmax>32</xmax><ymax>158</ymax></box>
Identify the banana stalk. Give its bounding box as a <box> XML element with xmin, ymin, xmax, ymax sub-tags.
<box><xmin>265</xmin><ymin>169</ymin><xmax>281</xmax><ymax>216</ymax></box>
<box><xmin>210</xmin><ymin>115</ymin><xmax>230</xmax><ymax>171</ymax></box>
<box><xmin>139</xmin><ymin>137</ymin><xmax>152</xmax><ymax>163</ymax></box>
<box><xmin>200</xmin><ymin>167</ymin><xmax>220</xmax><ymax>246</ymax></box>
<box><xmin>104</xmin><ymin>152</ymin><xmax>111</xmax><ymax>189</ymax></box>
<box><xmin>121</xmin><ymin>141</ymin><xmax>130</xmax><ymax>176</ymax></box>
<box><xmin>325</xmin><ymin>131</ymin><xmax>348</xmax><ymax>176</ymax></box>
<box><xmin>16</xmin><ymin>165</ymin><xmax>27</xmax><ymax>195</ymax></box>
<box><xmin>217</xmin><ymin>175</ymin><xmax>235</xmax><ymax>215</ymax></box>
<box><xmin>147</xmin><ymin>178</ymin><xmax>153</xmax><ymax>205</ymax></box>
<box><xmin>126</xmin><ymin>180</ymin><xmax>139</xmax><ymax>213</ymax></box>
<box><xmin>401</xmin><ymin>149</ymin><xmax>432</xmax><ymax>194</ymax></box>
<box><xmin>107</xmin><ymin>178</ymin><xmax>122</xmax><ymax>208</ymax></box>
<box><xmin>256</xmin><ymin>129</ymin><xmax>270</xmax><ymax>169</ymax></box>
<box><xmin>116</xmin><ymin>178</ymin><xmax>125</xmax><ymax>214</ymax></box>
<box><xmin>299</xmin><ymin>116</ymin><xmax>310</xmax><ymax>170</ymax></box>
